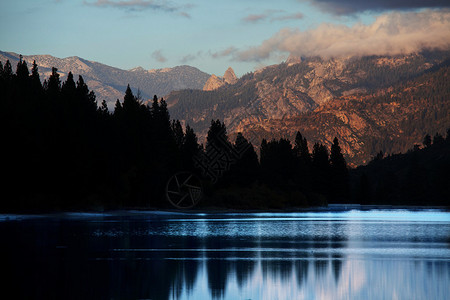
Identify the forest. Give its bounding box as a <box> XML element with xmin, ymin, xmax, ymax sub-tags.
<box><xmin>1</xmin><ymin>57</ymin><xmax>449</xmax><ymax>211</ymax></box>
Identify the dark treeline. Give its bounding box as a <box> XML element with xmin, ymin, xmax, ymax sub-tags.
<box><xmin>1</xmin><ymin>58</ymin><xmax>202</xmax><ymax>211</ymax></box>
<box><xmin>204</xmin><ymin>125</ymin><xmax>349</xmax><ymax>208</ymax></box>
<box><xmin>350</xmin><ymin>131</ymin><xmax>450</xmax><ymax>206</ymax></box>
<box><xmin>3</xmin><ymin>59</ymin><xmax>446</xmax><ymax>211</ymax></box>
<box><xmin>1</xmin><ymin>58</ymin><xmax>351</xmax><ymax>211</ymax></box>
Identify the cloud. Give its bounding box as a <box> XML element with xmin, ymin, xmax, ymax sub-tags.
<box><xmin>243</xmin><ymin>14</ymin><xmax>268</xmax><ymax>23</ymax></box>
<box><xmin>84</xmin><ymin>0</ymin><xmax>190</xmax><ymax>14</ymax></box>
<box><xmin>180</xmin><ymin>54</ymin><xmax>197</xmax><ymax>63</ymax></box>
<box><xmin>151</xmin><ymin>50</ymin><xmax>167</xmax><ymax>63</ymax></box>
<box><xmin>232</xmin><ymin>10</ymin><xmax>450</xmax><ymax>61</ymax></box>
<box><xmin>272</xmin><ymin>12</ymin><xmax>304</xmax><ymax>21</ymax></box>
<box><xmin>178</xmin><ymin>11</ymin><xmax>191</xmax><ymax>18</ymax></box>
<box><xmin>301</xmin><ymin>0</ymin><xmax>450</xmax><ymax>15</ymax></box>
<box><xmin>210</xmin><ymin>47</ymin><xmax>238</xmax><ymax>59</ymax></box>
<box><xmin>180</xmin><ymin>51</ymin><xmax>203</xmax><ymax>63</ymax></box>
<box><xmin>242</xmin><ymin>10</ymin><xmax>304</xmax><ymax>23</ymax></box>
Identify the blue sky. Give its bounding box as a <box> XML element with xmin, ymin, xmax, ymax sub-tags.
<box><xmin>1</xmin><ymin>0</ymin><xmax>449</xmax><ymax>76</ymax></box>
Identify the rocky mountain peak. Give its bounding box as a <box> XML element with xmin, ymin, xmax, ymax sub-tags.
<box><xmin>203</xmin><ymin>74</ymin><xmax>223</xmax><ymax>91</ymax></box>
<box><xmin>223</xmin><ymin>67</ymin><xmax>237</xmax><ymax>84</ymax></box>
<box><xmin>203</xmin><ymin>67</ymin><xmax>238</xmax><ymax>91</ymax></box>
<box><xmin>129</xmin><ymin>66</ymin><xmax>146</xmax><ymax>72</ymax></box>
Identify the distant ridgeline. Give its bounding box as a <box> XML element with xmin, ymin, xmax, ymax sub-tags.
<box><xmin>1</xmin><ymin>57</ymin><xmax>449</xmax><ymax>211</ymax></box>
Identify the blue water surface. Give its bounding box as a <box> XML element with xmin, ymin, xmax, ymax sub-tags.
<box><xmin>2</xmin><ymin>208</ymin><xmax>449</xmax><ymax>299</ymax></box>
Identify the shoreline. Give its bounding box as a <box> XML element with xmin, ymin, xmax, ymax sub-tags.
<box><xmin>1</xmin><ymin>204</ymin><xmax>449</xmax><ymax>217</ymax></box>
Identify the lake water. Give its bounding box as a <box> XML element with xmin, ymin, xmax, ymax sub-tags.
<box><xmin>2</xmin><ymin>209</ymin><xmax>450</xmax><ymax>299</ymax></box>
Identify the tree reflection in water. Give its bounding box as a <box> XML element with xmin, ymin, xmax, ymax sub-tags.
<box><xmin>3</xmin><ymin>210</ymin><xmax>450</xmax><ymax>299</ymax></box>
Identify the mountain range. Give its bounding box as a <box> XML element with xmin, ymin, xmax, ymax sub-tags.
<box><xmin>166</xmin><ymin>50</ymin><xmax>450</xmax><ymax>166</ymax></box>
<box><xmin>2</xmin><ymin>50</ymin><xmax>449</xmax><ymax>167</ymax></box>
<box><xmin>0</xmin><ymin>51</ymin><xmax>210</xmax><ymax>108</ymax></box>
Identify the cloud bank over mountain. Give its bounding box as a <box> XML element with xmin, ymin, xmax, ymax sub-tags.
<box><xmin>231</xmin><ymin>10</ymin><xmax>450</xmax><ymax>61</ymax></box>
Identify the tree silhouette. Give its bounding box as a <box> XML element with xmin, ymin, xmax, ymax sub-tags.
<box><xmin>16</xmin><ymin>55</ymin><xmax>29</xmax><ymax>81</ymax></box>
<box><xmin>3</xmin><ymin>60</ymin><xmax>13</xmax><ymax>79</ymax></box>
<box><xmin>171</xmin><ymin>120</ymin><xmax>184</xmax><ymax>150</ymax></box>
<box><xmin>294</xmin><ymin>131</ymin><xmax>311</xmax><ymax>166</ymax></box>
<box><xmin>329</xmin><ymin>137</ymin><xmax>349</xmax><ymax>202</ymax></box>
<box><xmin>312</xmin><ymin>142</ymin><xmax>331</xmax><ymax>196</ymax></box>
<box><xmin>181</xmin><ymin>124</ymin><xmax>201</xmax><ymax>172</ymax></box>
<box><xmin>293</xmin><ymin>131</ymin><xmax>312</xmax><ymax>191</ymax></box>
<box><xmin>3</xmin><ymin>56</ymin><xmax>447</xmax><ymax>211</ymax></box>
<box><xmin>30</xmin><ymin>60</ymin><xmax>41</xmax><ymax>89</ymax></box>
<box><xmin>206</xmin><ymin>119</ymin><xmax>230</xmax><ymax>149</ymax></box>
<box><xmin>46</xmin><ymin>67</ymin><xmax>61</xmax><ymax>95</ymax></box>
<box><xmin>227</xmin><ymin>133</ymin><xmax>259</xmax><ymax>186</ymax></box>
<box><xmin>260</xmin><ymin>138</ymin><xmax>296</xmax><ymax>185</ymax></box>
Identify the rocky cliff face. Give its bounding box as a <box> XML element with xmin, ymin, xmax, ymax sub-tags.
<box><xmin>203</xmin><ymin>74</ymin><xmax>225</xmax><ymax>91</ymax></box>
<box><xmin>167</xmin><ymin>51</ymin><xmax>450</xmax><ymax>166</ymax></box>
<box><xmin>223</xmin><ymin>67</ymin><xmax>238</xmax><ymax>84</ymax></box>
<box><xmin>203</xmin><ymin>67</ymin><xmax>238</xmax><ymax>90</ymax></box>
<box><xmin>234</xmin><ymin>63</ymin><xmax>450</xmax><ymax>166</ymax></box>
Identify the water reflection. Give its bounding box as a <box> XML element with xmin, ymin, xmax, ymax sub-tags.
<box><xmin>2</xmin><ymin>210</ymin><xmax>450</xmax><ymax>299</ymax></box>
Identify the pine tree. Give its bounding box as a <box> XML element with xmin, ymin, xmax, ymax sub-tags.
<box><xmin>114</xmin><ymin>99</ymin><xmax>123</xmax><ymax>116</ymax></box>
<box><xmin>182</xmin><ymin>124</ymin><xmax>201</xmax><ymax>171</ymax></box>
<box><xmin>171</xmin><ymin>120</ymin><xmax>184</xmax><ymax>150</ymax></box>
<box><xmin>158</xmin><ymin>98</ymin><xmax>172</xmax><ymax>135</ymax></box>
<box><xmin>46</xmin><ymin>67</ymin><xmax>61</xmax><ymax>95</ymax></box>
<box><xmin>98</xmin><ymin>100</ymin><xmax>109</xmax><ymax>116</ymax></box>
<box><xmin>16</xmin><ymin>55</ymin><xmax>29</xmax><ymax>81</ymax></box>
<box><xmin>294</xmin><ymin>131</ymin><xmax>310</xmax><ymax>163</ymax></box>
<box><xmin>3</xmin><ymin>60</ymin><xmax>14</xmax><ymax>81</ymax></box>
<box><xmin>230</xmin><ymin>133</ymin><xmax>259</xmax><ymax>185</ymax></box>
<box><xmin>206</xmin><ymin>119</ymin><xmax>230</xmax><ymax>151</ymax></box>
<box><xmin>62</xmin><ymin>72</ymin><xmax>76</xmax><ymax>95</ymax></box>
<box><xmin>312</xmin><ymin>143</ymin><xmax>330</xmax><ymax>171</ymax></box>
<box><xmin>30</xmin><ymin>60</ymin><xmax>42</xmax><ymax>90</ymax></box>
<box><xmin>329</xmin><ymin>137</ymin><xmax>349</xmax><ymax>202</ymax></box>
<box><xmin>312</xmin><ymin>142</ymin><xmax>331</xmax><ymax>197</ymax></box>
<box><xmin>76</xmin><ymin>75</ymin><xmax>97</xmax><ymax>113</ymax></box>
<box><xmin>260</xmin><ymin>139</ymin><xmax>268</xmax><ymax>165</ymax></box>
<box><xmin>293</xmin><ymin>131</ymin><xmax>312</xmax><ymax>190</ymax></box>
<box><xmin>330</xmin><ymin>137</ymin><xmax>347</xmax><ymax>173</ymax></box>
<box><xmin>123</xmin><ymin>84</ymin><xmax>137</xmax><ymax>112</ymax></box>
<box><xmin>151</xmin><ymin>94</ymin><xmax>159</xmax><ymax>117</ymax></box>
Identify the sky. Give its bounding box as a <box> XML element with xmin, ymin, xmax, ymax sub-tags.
<box><xmin>1</xmin><ymin>0</ymin><xmax>449</xmax><ymax>76</ymax></box>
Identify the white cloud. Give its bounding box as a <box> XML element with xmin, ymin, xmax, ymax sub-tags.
<box><xmin>233</xmin><ymin>10</ymin><xmax>450</xmax><ymax>61</ymax></box>
<box><xmin>210</xmin><ymin>47</ymin><xmax>238</xmax><ymax>59</ymax></box>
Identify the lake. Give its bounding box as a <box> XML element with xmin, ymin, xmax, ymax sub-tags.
<box><xmin>2</xmin><ymin>209</ymin><xmax>449</xmax><ymax>299</ymax></box>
